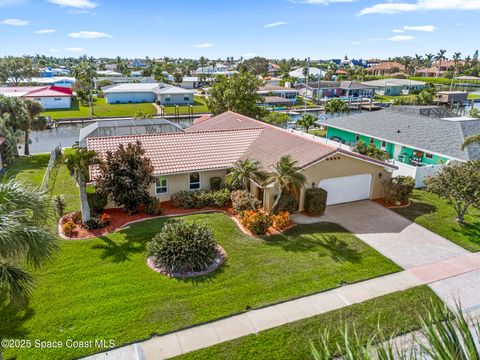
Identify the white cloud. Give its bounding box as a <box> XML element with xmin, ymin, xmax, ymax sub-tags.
<box><xmin>35</xmin><ymin>29</ymin><xmax>56</xmax><ymax>34</ymax></box>
<box><xmin>1</xmin><ymin>18</ymin><xmax>28</xmax><ymax>26</ymax></box>
<box><xmin>48</xmin><ymin>48</ymin><xmax>59</xmax><ymax>52</ymax></box>
<box><xmin>68</xmin><ymin>30</ymin><xmax>112</xmax><ymax>38</ymax></box>
<box><xmin>403</xmin><ymin>25</ymin><xmax>436</xmax><ymax>32</ymax></box>
<box><xmin>65</xmin><ymin>47</ymin><xmax>85</xmax><ymax>52</ymax></box>
<box><xmin>359</xmin><ymin>0</ymin><xmax>480</xmax><ymax>15</ymax></box>
<box><xmin>48</xmin><ymin>0</ymin><xmax>97</xmax><ymax>9</ymax></box>
<box><xmin>387</xmin><ymin>35</ymin><xmax>415</xmax><ymax>41</ymax></box>
<box><xmin>264</xmin><ymin>21</ymin><xmax>288</xmax><ymax>28</ymax></box>
<box><xmin>392</xmin><ymin>29</ymin><xmax>405</xmax><ymax>33</ymax></box>
<box><xmin>194</xmin><ymin>43</ymin><xmax>213</xmax><ymax>48</ymax></box>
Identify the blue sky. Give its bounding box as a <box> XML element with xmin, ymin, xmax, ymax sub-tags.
<box><xmin>0</xmin><ymin>0</ymin><xmax>479</xmax><ymax>59</ymax></box>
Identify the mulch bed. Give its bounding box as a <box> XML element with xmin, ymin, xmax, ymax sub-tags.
<box><xmin>374</xmin><ymin>198</ymin><xmax>411</xmax><ymax>209</ymax></box>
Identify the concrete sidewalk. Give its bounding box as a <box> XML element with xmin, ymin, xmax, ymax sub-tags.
<box><xmin>84</xmin><ymin>252</ymin><xmax>480</xmax><ymax>360</ymax></box>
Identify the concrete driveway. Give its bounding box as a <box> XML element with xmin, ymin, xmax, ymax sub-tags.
<box><xmin>292</xmin><ymin>200</ymin><xmax>467</xmax><ymax>269</ymax></box>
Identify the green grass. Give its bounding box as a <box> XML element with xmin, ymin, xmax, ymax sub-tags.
<box><xmin>42</xmin><ymin>97</ymin><xmax>157</xmax><ymax>120</ymax></box>
<box><xmin>374</xmin><ymin>94</ymin><xmax>417</xmax><ymax>103</ymax></box>
<box><xmin>162</xmin><ymin>96</ymin><xmax>209</xmax><ymax>115</ymax></box>
<box><xmin>1</xmin><ymin>213</ymin><xmax>400</xmax><ymax>359</ymax></box>
<box><xmin>468</xmin><ymin>93</ymin><xmax>480</xmax><ymax>99</ymax></box>
<box><xmin>393</xmin><ymin>189</ymin><xmax>480</xmax><ymax>252</ymax></box>
<box><xmin>176</xmin><ymin>286</ymin><xmax>443</xmax><ymax>360</ymax></box>
<box><xmin>308</xmin><ymin>129</ymin><xmax>327</xmax><ymax>137</ymax></box>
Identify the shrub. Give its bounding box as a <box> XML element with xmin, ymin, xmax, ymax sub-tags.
<box><xmin>144</xmin><ymin>197</ymin><xmax>164</xmax><ymax>215</ymax></box>
<box><xmin>84</xmin><ymin>217</ymin><xmax>104</xmax><ymax>230</ymax></box>
<box><xmin>87</xmin><ymin>191</ymin><xmax>108</xmax><ymax>215</ymax></box>
<box><xmin>210</xmin><ymin>177</ymin><xmax>222</xmax><ymax>191</ymax></box>
<box><xmin>172</xmin><ymin>189</ymin><xmax>230</xmax><ymax>209</ymax></box>
<box><xmin>305</xmin><ymin>188</ymin><xmax>328</xmax><ymax>215</ymax></box>
<box><xmin>231</xmin><ymin>190</ymin><xmax>260</xmax><ymax>214</ymax></box>
<box><xmin>71</xmin><ymin>211</ymin><xmax>82</xmax><ymax>224</ymax></box>
<box><xmin>274</xmin><ymin>193</ymin><xmax>298</xmax><ymax>214</ymax></box>
<box><xmin>100</xmin><ymin>213</ymin><xmax>112</xmax><ymax>225</ymax></box>
<box><xmin>385</xmin><ymin>176</ymin><xmax>415</xmax><ymax>205</ymax></box>
<box><xmin>53</xmin><ymin>194</ymin><xmax>66</xmax><ymax>219</ymax></box>
<box><xmin>240</xmin><ymin>209</ymin><xmax>272</xmax><ymax>235</ymax></box>
<box><xmin>62</xmin><ymin>220</ymin><xmax>76</xmax><ymax>236</ymax></box>
<box><xmin>147</xmin><ymin>220</ymin><xmax>217</xmax><ymax>272</ymax></box>
<box><xmin>271</xmin><ymin>211</ymin><xmax>291</xmax><ymax>230</ymax></box>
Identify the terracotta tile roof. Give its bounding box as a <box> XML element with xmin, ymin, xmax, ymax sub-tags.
<box><xmin>87</xmin><ymin>127</ymin><xmax>263</xmax><ymax>178</ymax></box>
<box><xmin>368</xmin><ymin>62</ymin><xmax>406</xmax><ymax>71</ymax></box>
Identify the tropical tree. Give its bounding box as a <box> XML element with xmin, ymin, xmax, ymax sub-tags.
<box><xmin>206</xmin><ymin>72</ymin><xmax>265</xmax><ymax>118</ymax></box>
<box><xmin>424</xmin><ymin>53</ymin><xmax>435</xmax><ymax>68</ymax></box>
<box><xmin>239</xmin><ymin>56</ymin><xmax>269</xmax><ymax>76</ymax></box>
<box><xmin>0</xmin><ymin>178</ymin><xmax>58</xmax><ymax>303</ymax></box>
<box><xmin>424</xmin><ymin>161</ymin><xmax>480</xmax><ymax>224</ymax></box>
<box><xmin>267</xmin><ymin>155</ymin><xmax>306</xmax><ymax>214</ymax></box>
<box><xmin>225</xmin><ymin>159</ymin><xmax>262</xmax><ymax>210</ymax></box>
<box><xmin>416</xmin><ymin>90</ymin><xmax>434</xmax><ymax>105</ymax></box>
<box><xmin>461</xmin><ymin>134</ymin><xmax>480</xmax><ymax>150</ymax></box>
<box><xmin>173</xmin><ymin>72</ymin><xmax>183</xmax><ymax>85</ymax></box>
<box><xmin>152</xmin><ymin>63</ymin><xmax>168</xmax><ymax>83</ymax></box>
<box><xmin>324</xmin><ymin>98</ymin><xmax>349</xmax><ymax>117</ymax></box>
<box><xmin>264</xmin><ymin>112</ymin><xmax>290</xmax><ymax>128</ymax></box>
<box><xmin>413</xmin><ymin>54</ymin><xmax>423</xmax><ymax>76</ymax></box>
<box><xmin>20</xmin><ymin>99</ymin><xmax>45</xmax><ymax>156</ymax></box>
<box><xmin>64</xmin><ymin>145</ymin><xmax>100</xmax><ymax>223</ymax></box>
<box><xmin>434</xmin><ymin>49</ymin><xmax>447</xmax><ymax>78</ymax></box>
<box><xmin>0</xmin><ymin>96</ymin><xmax>28</xmax><ymax>160</ymax></box>
<box><xmin>0</xmin><ymin>56</ymin><xmax>38</xmax><ymax>85</ymax></box>
<box><xmin>72</xmin><ymin>60</ymin><xmax>97</xmax><ymax>118</ymax></box>
<box><xmin>297</xmin><ymin>113</ymin><xmax>317</xmax><ymax>133</ymax></box>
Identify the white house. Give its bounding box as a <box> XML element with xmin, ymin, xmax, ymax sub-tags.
<box><xmin>0</xmin><ymin>86</ymin><xmax>72</xmax><ymax>109</ymax></box>
<box><xmin>257</xmin><ymin>85</ymin><xmax>299</xmax><ymax>105</ymax></box>
<box><xmin>289</xmin><ymin>67</ymin><xmax>325</xmax><ymax>83</ymax></box>
<box><xmin>180</xmin><ymin>76</ymin><xmax>200</xmax><ymax>89</ymax></box>
<box><xmin>102</xmin><ymin>83</ymin><xmax>195</xmax><ymax>105</ymax></box>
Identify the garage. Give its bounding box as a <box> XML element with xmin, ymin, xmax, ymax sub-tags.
<box><xmin>319</xmin><ymin>174</ymin><xmax>372</xmax><ymax>205</ymax></box>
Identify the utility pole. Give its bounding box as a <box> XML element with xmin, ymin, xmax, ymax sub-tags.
<box><xmin>304</xmin><ymin>57</ymin><xmax>310</xmax><ymax>115</ymax></box>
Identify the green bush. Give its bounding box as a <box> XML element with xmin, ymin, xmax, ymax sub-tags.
<box><xmin>385</xmin><ymin>176</ymin><xmax>415</xmax><ymax>205</ymax></box>
<box><xmin>144</xmin><ymin>197</ymin><xmax>164</xmax><ymax>215</ymax></box>
<box><xmin>87</xmin><ymin>191</ymin><xmax>108</xmax><ymax>215</ymax></box>
<box><xmin>53</xmin><ymin>194</ymin><xmax>66</xmax><ymax>219</ymax></box>
<box><xmin>231</xmin><ymin>190</ymin><xmax>260</xmax><ymax>214</ymax></box>
<box><xmin>274</xmin><ymin>193</ymin><xmax>298</xmax><ymax>214</ymax></box>
<box><xmin>147</xmin><ymin>219</ymin><xmax>217</xmax><ymax>272</ymax></box>
<box><xmin>240</xmin><ymin>210</ymin><xmax>272</xmax><ymax>235</ymax></box>
<box><xmin>84</xmin><ymin>216</ymin><xmax>104</xmax><ymax>230</ymax></box>
<box><xmin>172</xmin><ymin>189</ymin><xmax>230</xmax><ymax>209</ymax></box>
<box><xmin>210</xmin><ymin>177</ymin><xmax>222</xmax><ymax>191</ymax></box>
<box><xmin>304</xmin><ymin>188</ymin><xmax>328</xmax><ymax>215</ymax></box>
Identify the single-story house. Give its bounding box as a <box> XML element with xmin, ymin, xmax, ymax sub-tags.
<box><xmin>361</xmin><ymin>79</ymin><xmax>426</xmax><ymax>96</ymax></box>
<box><xmin>289</xmin><ymin>67</ymin><xmax>325</xmax><ymax>83</ymax></box>
<box><xmin>367</xmin><ymin>62</ymin><xmax>406</xmax><ymax>76</ymax></box>
<box><xmin>435</xmin><ymin>91</ymin><xmax>468</xmax><ymax>104</ymax></box>
<box><xmin>180</xmin><ymin>76</ymin><xmax>200</xmax><ymax>89</ymax></box>
<box><xmin>87</xmin><ymin>111</ymin><xmax>397</xmax><ymax>211</ymax></box>
<box><xmin>323</xmin><ymin>105</ymin><xmax>480</xmax><ymax>186</ymax></box>
<box><xmin>102</xmin><ymin>83</ymin><xmax>195</xmax><ymax>105</ymax></box>
<box><xmin>297</xmin><ymin>81</ymin><xmax>375</xmax><ymax>99</ymax></box>
<box><xmin>257</xmin><ymin>85</ymin><xmax>299</xmax><ymax>105</ymax></box>
<box><xmin>97</xmin><ymin>70</ymin><xmax>124</xmax><ymax>77</ymax></box>
<box><xmin>16</xmin><ymin>76</ymin><xmax>76</xmax><ymax>88</ymax></box>
<box><xmin>0</xmin><ymin>86</ymin><xmax>72</xmax><ymax>109</ymax></box>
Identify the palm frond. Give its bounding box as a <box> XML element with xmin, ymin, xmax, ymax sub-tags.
<box><xmin>0</xmin><ymin>262</ymin><xmax>34</xmax><ymax>303</ymax></box>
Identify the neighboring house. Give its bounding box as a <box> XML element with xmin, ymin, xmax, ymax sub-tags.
<box><xmin>297</xmin><ymin>81</ymin><xmax>375</xmax><ymax>99</ymax></box>
<box><xmin>367</xmin><ymin>62</ymin><xmax>406</xmax><ymax>76</ymax></box>
<box><xmin>102</xmin><ymin>83</ymin><xmax>195</xmax><ymax>105</ymax></box>
<box><xmin>0</xmin><ymin>86</ymin><xmax>72</xmax><ymax>109</ymax></box>
<box><xmin>435</xmin><ymin>91</ymin><xmax>468</xmax><ymax>104</ymax></box>
<box><xmin>289</xmin><ymin>67</ymin><xmax>325</xmax><ymax>83</ymax></box>
<box><xmin>323</xmin><ymin>106</ymin><xmax>480</xmax><ymax>186</ymax></box>
<box><xmin>39</xmin><ymin>67</ymin><xmax>71</xmax><ymax>77</ymax></box>
<box><xmin>180</xmin><ymin>76</ymin><xmax>200</xmax><ymax>89</ymax></box>
<box><xmin>93</xmin><ymin>76</ymin><xmax>156</xmax><ymax>88</ymax></box>
<box><xmin>17</xmin><ymin>76</ymin><xmax>76</xmax><ymax>88</ymax></box>
<box><xmin>267</xmin><ymin>63</ymin><xmax>280</xmax><ymax>76</ymax></box>
<box><xmin>361</xmin><ymin>79</ymin><xmax>426</xmax><ymax>96</ymax></box>
<box><xmin>417</xmin><ymin>60</ymin><xmax>465</xmax><ymax>78</ymax></box>
<box><xmin>257</xmin><ymin>85</ymin><xmax>299</xmax><ymax>105</ymax></box>
<box><xmin>97</xmin><ymin>70</ymin><xmax>124</xmax><ymax>77</ymax></box>
<box><xmin>194</xmin><ymin>63</ymin><xmax>237</xmax><ymax>77</ymax></box>
<box><xmin>78</xmin><ymin>118</ymin><xmax>184</xmax><ymax>147</ymax></box>
<box><xmin>88</xmin><ymin>111</ymin><xmax>397</xmax><ymax>210</ymax></box>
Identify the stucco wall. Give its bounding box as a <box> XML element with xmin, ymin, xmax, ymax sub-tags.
<box><xmin>151</xmin><ymin>169</ymin><xmax>228</xmax><ymax>202</ymax></box>
<box><xmin>158</xmin><ymin>93</ymin><xmax>194</xmax><ymax>105</ymax></box>
<box><xmin>105</xmin><ymin>92</ymin><xmax>156</xmax><ymax>104</ymax></box>
<box><xmin>30</xmin><ymin>96</ymin><xmax>71</xmax><ymax>109</ymax></box>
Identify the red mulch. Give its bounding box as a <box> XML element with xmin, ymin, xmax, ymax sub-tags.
<box><xmin>373</xmin><ymin>198</ymin><xmax>411</xmax><ymax>209</ymax></box>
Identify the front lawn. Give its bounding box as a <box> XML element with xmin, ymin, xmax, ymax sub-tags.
<box><xmin>42</xmin><ymin>97</ymin><xmax>157</xmax><ymax>120</ymax></box>
<box><xmin>162</xmin><ymin>96</ymin><xmax>209</xmax><ymax>115</ymax></box>
<box><xmin>468</xmin><ymin>93</ymin><xmax>480</xmax><ymax>99</ymax></box>
<box><xmin>1</xmin><ymin>213</ymin><xmax>400</xmax><ymax>360</ymax></box>
<box><xmin>374</xmin><ymin>94</ymin><xmax>417</xmax><ymax>103</ymax></box>
<box><xmin>393</xmin><ymin>189</ymin><xmax>480</xmax><ymax>252</ymax></box>
<box><xmin>177</xmin><ymin>286</ymin><xmax>443</xmax><ymax>360</ymax></box>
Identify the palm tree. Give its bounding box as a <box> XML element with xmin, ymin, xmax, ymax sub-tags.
<box><xmin>0</xmin><ymin>178</ymin><xmax>58</xmax><ymax>303</ymax></box>
<box><xmin>268</xmin><ymin>155</ymin><xmax>306</xmax><ymax>214</ymax></box>
<box><xmin>413</xmin><ymin>54</ymin><xmax>423</xmax><ymax>76</ymax></box>
<box><xmin>435</xmin><ymin>49</ymin><xmax>447</xmax><ymax>78</ymax></box>
<box><xmin>424</xmin><ymin>53</ymin><xmax>435</xmax><ymax>68</ymax></box>
<box><xmin>297</xmin><ymin>113</ymin><xmax>317</xmax><ymax>133</ymax></box>
<box><xmin>64</xmin><ymin>144</ymin><xmax>100</xmax><ymax>223</ymax></box>
<box><xmin>225</xmin><ymin>159</ymin><xmax>262</xmax><ymax>210</ymax></box>
<box><xmin>461</xmin><ymin>134</ymin><xmax>480</xmax><ymax>150</ymax></box>
<box><xmin>324</xmin><ymin>98</ymin><xmax>349</xmax><ymax>117</ymax></box>
<box><xmin>72</xmin><ymin>60</ymin><xmax>97</xmax><ymax>119</ymax></box>
<box><xmin>450</xmin><ymin>52</ymin><xmax>462</xmax><ymax>90</ymax></box>
<box><xmin>21</xmin><ymin>99</ymin><xmax>45</xmax><ymax>156</ymax></box>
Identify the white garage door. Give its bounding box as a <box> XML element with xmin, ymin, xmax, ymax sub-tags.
<box><xmin>319</xmin><ymin>174</ymin><xmax>372</xmax><ymax>205</ymax></box>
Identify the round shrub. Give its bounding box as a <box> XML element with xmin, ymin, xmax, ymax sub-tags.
<box><xmin>385</xmin><ymin>176</ymin><xmax>415</xmax><ymax>205</ymax></box>
<box><xmin>172</xmin><ymin>190</ymin><xmax>197</xmax><ymax>209</ymax></box>
<box><xmin>62</xmin><ymin>220</ymin><xmax>76</xmax><ymax>236</ymax></box>
<box><xmin>87</xmin><ymin>191</ymin><xmax>108</xmax><ymax>215</ymax></box>
<box><xmin>144</xmin><ymin>197</ymin><xmax>164</xmax><ymax>215</ymax></box>
<box><xmin>274</xmin><ymin>193</ymin><xmax>298</xmax><ymax>214</ymax></box>
<box><xmin>147</xmin><ymin>220</ymin><xmax>217</xmax><ymax>272</ymax></box>
<box><xmin>271</xmin><ymin>211</ymin><xmax>291</xmax><ymax>230</ymax></box>
<box><xmin>240</xmin><ymin>210</ymin><xmax>272</xmax><ymax>235</ymax></box>
<box><xmin>210</xmin><ymin>177</ymin><xmax>222</xmax><ymax>191</ymax></box>
<box><xmin>305</xmin><ymin>188</ymin><xmax>328</xmax><ymax>215</ymax></box>
<box><xmin>231</xmin><ymin>190</ymin><xmax>260</xmax><ymax>214</ymax></box>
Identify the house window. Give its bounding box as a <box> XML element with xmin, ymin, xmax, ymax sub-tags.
<box><xmin>155</xmin><ymin>176</ymin><xmax>168</xmax><ymax>194</ymax></box>
<box><xmin>189</xmin><ymin>172</ymin><xmax>200</xmax><ymax>190</ymax></box>
<box><xmin>184</xmin><ymin>96</ymin><xmax>190</xmax><ymax>101</ymax></box>
<box><xmin>164</xmin><ymin>96</ymin><xmax>171</xmax><ymax>102</ymax></box>
<box><xmin>355</xmin><ymin>134</ymin><xmax>360</xmax><ymax>141</ymax></box>
<box><xmin>370</xmin><ymin>137</ymin><xmax>375</xmax><ymax>144</ymax></box>
<box><xmin>54</xmin><ymin>98</ymin><xmax>61</xmax><ymax>101</ymax></box>
<box><xmin>425</xmin><ymin>153</ymin><xmax>434</xmax><ymax>159</ymax></box>
<box><xmin>381</xmin><ymin>140</ymin><xmax>387</xmax><ymax>150</ymax></box>
<box><xmin>35</xmin><ymin>98</ymin><xmax>42</xmax><ymax>101</ymax></box>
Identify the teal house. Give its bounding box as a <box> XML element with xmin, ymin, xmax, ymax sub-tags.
<box><xmin>323</xmin><ymin>106</ymin><xmax>480</xmax><ymax>167</ymax></box>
